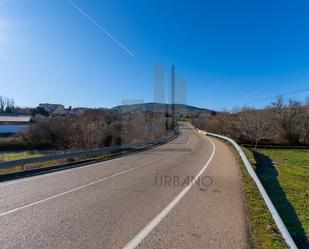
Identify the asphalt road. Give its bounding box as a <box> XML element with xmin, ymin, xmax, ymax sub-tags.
<box><xmin>0</xmin><ymin>123</ymin><xmax>249</xmax><ymax>249</ymax></box>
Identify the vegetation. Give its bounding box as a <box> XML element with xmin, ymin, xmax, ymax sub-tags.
<box><xmin>0</xmin><ymin>109</ymin><xmax>172</xmax><ymax>151</ymax></box>
<box><xmin>248</xmin><ymin>148</ymin><xmax>309</xmax><ymax>248</ymax></box>
<box><xmin>0</xmin><ymin>136</ymin><xmax>30</xmax><ymax>150</ymax></box>
<box><xmin>31</xmin><ymin>110</ymin><xmax>169</xmax><ymax>149</ymax></box>
<box><xmin>0</xmin><ymin>157</ymin><xmax>73</xmax><ymax>176</ymax></box>
<box><xmin>194</xmin><ymin>97</ymin><xmax>309</xmax><ymax>146</ymax></box>
<box><xmin>0</xmin><ymin>95</ymin><xmax>16</xmax><ymax>113</ymax></box>
<box><xmin>0</xmin><ymin>152</ymin><xmax>45</xmax><ymax>162</ymax></box>
<box><xmin>231</xmin><ymin>146</ymin><xmax>288</xmax><ymax>249</ymax></box>
<box><xmin>0</xmin><ymin>152</ymin><xmax>46</xmax><ymax>175</ymax></box>
<box><xmin>0</xmin><ymin>142</ymin><xmax>160</xmax><ymax>176</ymax></box>
<box><xmin>0</xmin><ymin>94</ymin><xmax>177</xmax><ymax>151</ymax></box>
<box><xmin>193</xmin><ymin>96</ymin><xmax>309</xmax><ymax>247</ymax></box>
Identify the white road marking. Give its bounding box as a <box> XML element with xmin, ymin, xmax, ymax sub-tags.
<box><xmin>0</xmin><ymin>132</ymin><xmax>191</xmax><ymax>217</ymax></box>
<box><xmin>122</xmin><ymin>136</ymin><xmax>216</xmax><ymax>249</ymax></box>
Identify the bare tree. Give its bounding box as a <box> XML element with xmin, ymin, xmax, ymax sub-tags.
<box><xmin>0</xmin><ymin>96</ymin><xmax>5</xmax><ymax>112</ymax></box>
<box><xmin>192</xmin><ymin>96</ymin><xmax>308</xmax><ymax>146</ymax></box>
<box><xmin>22</xmin><ymin>117</ymin><xmax>73</xmax><ymax>149</ymax></box>
<box><xmin>296</xmin><ymin>105</ymin><xmax>309</xmax><ymax>144</ymax></box>
<box><xmin>234</xmin><ymin>108</ymin><xmax>272</xmax><ymax>148</ymax></box>
<box><xmin>0</xmin><ymin>96</ymin><xmax>15</xmax><ymax>113</ymax></box>
<box><xmin>271</xmin><ymin>97</ymin><xmax>302</xmax><ymax>144</ymax></box>
<box><xmin>201</xmin><ymin>112</ymin><xmax>235</xmax><ymax>137</ymax></box>
<box><xmin>5</xmin><ymin>98</ymin><xmax>15</xmax><ymax>113</ymax></box>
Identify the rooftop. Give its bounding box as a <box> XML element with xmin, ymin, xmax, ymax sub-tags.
<box><xmin>0</xmin><ymin>115</ymin><xmax>32</xmax><ymax>122</ymax></box>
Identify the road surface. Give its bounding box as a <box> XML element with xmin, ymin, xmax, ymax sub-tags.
<box><xmin>0</xmin><ymin>123</ymin><xmax>249</xmax><ymax>249</ymax></box>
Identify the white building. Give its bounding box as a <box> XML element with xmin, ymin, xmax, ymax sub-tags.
<box><xmin>0</xmin><ymin>115</ymin><xmax>32</xmax><ymax>135</ymax></box>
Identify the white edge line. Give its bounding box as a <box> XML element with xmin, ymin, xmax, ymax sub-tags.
<box><xmin>122</xmin><ymin>135</ymin><xmax>216</xmax><ymax>249</ymax></box>
<box><xmin>0</xmin><ymin>132</ymin><xmax>191</xmax><ymax>217</ymax></box>
<box><xmin>198</xmin><ymin>129</ymin><xmax>298</xmax><ymax>249</ymax></box>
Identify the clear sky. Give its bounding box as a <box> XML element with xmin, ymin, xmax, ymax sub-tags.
<box><xmin>0</xmin><ymin>0</ymin><xmax>309</xmax><ymax>111</ymax></box>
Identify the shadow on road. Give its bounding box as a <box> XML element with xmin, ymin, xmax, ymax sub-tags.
<box><xmin>252</xmin><ymin>150</ymin><xmax>309</xmax><ymax>249</ymax></box>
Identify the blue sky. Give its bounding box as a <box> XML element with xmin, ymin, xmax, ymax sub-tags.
<box><xmin>0</xmin><ymin>0</ymin><xmax>309</xmax><ymax>111</ymax></box>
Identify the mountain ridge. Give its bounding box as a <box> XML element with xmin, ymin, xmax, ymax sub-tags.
<box><xmin>112</xmin><ymin>102</ymin><xmax>216</xmax><ymax>117</ymax></box>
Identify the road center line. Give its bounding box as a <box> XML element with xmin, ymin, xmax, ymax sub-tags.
<box><xmin>0</xmin><ymin>131</ymin><xmax>191</xmax><ymax>217</ymax></box>
<box><xmin>122</xmin><ymin>135</ymin><xmax>216</xmax><ymax>249</ymax></box>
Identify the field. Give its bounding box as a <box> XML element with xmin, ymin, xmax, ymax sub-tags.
<box><xmin>233</xmin><ymin>147</ymin><xmax>288</xmax><ymax>249</ymax></box>
<box><xmin>0</xmin><ymin>149</ymin><xmax>134</xmax><ymax>176</ymax></box>
<box><xmin>248</xmin><ymin>148</ymin><xmax>309</xmax><ymax>249</ymax></box>
<box><xmin>0</xmin><ymin>152</ymin><xmax>47</xmax><ymax>175</ymax></box>
<box><xmin>0</xmin><ymin>152</ymin><xmax>45</xmax><ymax>162</ymax></box>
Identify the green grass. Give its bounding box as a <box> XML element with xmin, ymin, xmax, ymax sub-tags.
<box><xmin>235</xmin><ymin>147</ymin><xmax>288</xmax><ymax>249</ymax></box>
<box><xmin>251</xmin><ymin>148</ymin><xmax>309</xmax><ymax>249</ymax></box>
<box><xmin>0</xmin><ymin>152</ymin><xmax>47</xmax><ymax>175</ymax></box>
<box><xmin>0</xmin><ymin>152</ymin><xmax>45</xmax><ymax>162</ymax></box>
<box><xmin>0</xmin><ymin>149</ymin><xmax>131</xmax><ymax>176</ymax></box>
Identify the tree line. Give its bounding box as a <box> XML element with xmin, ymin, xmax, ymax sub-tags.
<box><xmin>0</xmin><ymin>96</ymin><xmax>15</xmax><ymax>113</ymax></box>
<box><xmin>193</xmin><ymin>97</ymin><xmax>309</xmax><ymax>147</ymax></box>
<box><xmin>0</xmin><ymin>95</ymin><xmax>173</xmax><ymax>150</ymax></box>
<box><xmin>7</xmin><ymin>109</ymin><xmax>172</xmax><ymax>150</ymax></box>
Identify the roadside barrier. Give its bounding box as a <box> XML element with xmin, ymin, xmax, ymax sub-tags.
<box><xmin>0</xmin><ymin>132</ymin><xmax>177</xmax><ymax>172</ymax></box>
<box><xmin>196</xmin><ymin>128</ymin><xmax>298</xmax><ymax>249</ymax></box>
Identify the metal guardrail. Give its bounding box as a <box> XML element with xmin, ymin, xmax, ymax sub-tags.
<box><xmin>196</xmin><ymin>128</ymin><xmax>298</xmax><ymax>249</ymax></box>
<box><xmin>0</xmin><ymin>132</ymin><xmax>176</xmax><ymax>170</ymax></box>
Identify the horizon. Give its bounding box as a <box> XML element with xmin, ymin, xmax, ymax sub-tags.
<box><xmin>6</xmin><ymin>101</ymin><xmax>213</xmax><ymax>111</ymax></box>
<box><xmin>1</xmin><ymin>0</ymin><xmax>309</xmax><ymax>110</ymax></box>
<box><xmin>2</xmin><ymin>99</ymin><xmax>307</xmax><ymax>114</ymax></box>
<box><xmin>0</xmin><ymin>2</ymin><xmax>309</xmax><ymax>247</ymax></box>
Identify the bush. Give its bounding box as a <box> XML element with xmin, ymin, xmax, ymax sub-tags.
<box><xmin>18</xmin><ymin>110</ymin><xmax>171</xmax><ymax>150</ymax></box>
<box><xmin>193</xmin><ymin>97</ymin><xmax>309</xmax><ymax>146</ymax></box>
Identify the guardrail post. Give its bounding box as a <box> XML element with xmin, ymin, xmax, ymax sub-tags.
<box><xmin>0</xmin><ymin>133</ymin><xmax>178</xmax><ymax>176</ymax></box>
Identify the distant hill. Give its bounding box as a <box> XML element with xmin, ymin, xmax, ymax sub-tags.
<box><xmin>112</xmin><ymin>103</ymin><xmax>215</xmax><ymax>118</ymax></box>
<box><xmin>26</xmin><ymin>102</ymin><xmax>215</xmax><ymax>119</ymax></box>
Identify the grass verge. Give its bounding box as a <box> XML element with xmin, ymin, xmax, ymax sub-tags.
<box><xmin>247</xmin><ymin>148</ymin><xmax>309</xmax><ymax>249</ymax></box>
<box><xmin>230</xmin><ymin>145</ymin><xmax>289</xmax><ymax>249</ymax></box>
<box><xmin>0</xmin><ymin>138</ymin><xmax>172</xmax><ymax>177</ymax></box>
<box><xmin>0</xmin><ymin>152</ymin><xmax>46</xmax><ymax>162</ymax></box>
<box><xmin>0</xmin><ymin>150</ymin><xmax>127</xmax><ymax>176</ymax></box>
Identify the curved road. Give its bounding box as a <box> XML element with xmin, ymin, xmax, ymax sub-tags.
<box><xmin>0</xmin><ymin>123</ymin><xmax>248</xmax><ymax>249</ymax></box>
